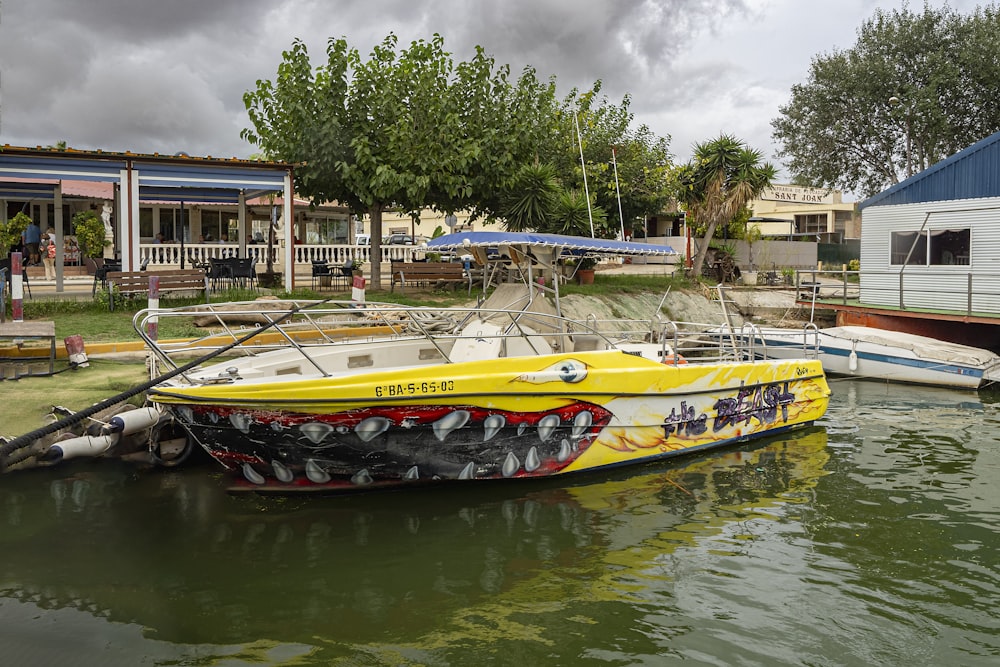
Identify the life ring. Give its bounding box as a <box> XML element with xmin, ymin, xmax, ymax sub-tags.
<box><xmin>662</xmin><ymin>353</ymin><xmax>688</xmax><ymax>365</ymax></box>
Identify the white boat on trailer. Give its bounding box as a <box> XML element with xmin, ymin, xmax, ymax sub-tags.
<box><xmin>734</xmin><ymin>324</ymin><xmax>1000</xmax><ymax>390</ymax></box>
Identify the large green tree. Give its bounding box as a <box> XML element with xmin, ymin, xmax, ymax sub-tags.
<box><xmin>242</xmin><ymin>33</ymin><xmax>557</xmax><ymax>285</ymax></box>
<box><xmin>677</xmin><ymin>135</ymin><xmax>776</xmax><ymax>278</ymax></box>
<box><xmin>772</xmin><ymin>2</ymin><xmax>1000</xmax><ymax>198</ymax></box>
<box><xmin>244</xmin><ymin>33</ymin><xmax>675</xmax><ymax>283</ymax></box>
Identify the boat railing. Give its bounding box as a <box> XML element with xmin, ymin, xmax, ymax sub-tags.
<box><xmin>134</xmin><ymin>300</ymin><xmax>623</xmax><ymax>374</ymax></box>
<box><xmin>740</xmin><ymin>322</ymin><xmax>765</xmax><ymax>360</ymax></box>
<box><xmin>669</xmin><ymin>320</ymin><xmax>756</xmax><ymax>362</ymax></box>
<box><xmin>133</xmin><ymin>299</ymin><xmax>778</xmax><ymax>381</ymax></box>
<box><xmin>730</xmin><ymin>321</ymin><xmax>822</xmax><ymax>361</ymax></box>
<box><xmin>799</xmin><ymin>322</ymin><xmax>822</xmax><ymax>358</ymax></box>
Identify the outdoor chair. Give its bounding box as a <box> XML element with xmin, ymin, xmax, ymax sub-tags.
<box><xmin>311</xmin><ymin>261</ymin><xmax>333</xmax><ymax>290</ymax></box>
<box><xmin>334</xmin><ymin>263</ymin><xmax>355</xmax><ymax>289</ymax></box>
<box><xmin>207</xmin><ymin>258</ymin><xmax>234</xmax><ymax>291</ymax></box>
<box><xmin>230</xmin><ymin>258</ymin><xmax>257</xmax><ymax>290</ymax></box>
<box><xmin>92</xmin><ymin>261</ymin><xmax>122</xmax><ymax>296</ymax></box>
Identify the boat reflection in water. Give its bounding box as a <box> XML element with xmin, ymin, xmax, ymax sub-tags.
<box><xmin>0</xmin><ymin>428</ymin><xmax>829</xmax><ymax>663</ymax></box>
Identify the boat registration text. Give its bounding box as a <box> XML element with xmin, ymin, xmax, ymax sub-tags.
<box><xmin>375</xmin><ymin>380</ymin><xmax>456</xmax><ymax>397</ymax></box>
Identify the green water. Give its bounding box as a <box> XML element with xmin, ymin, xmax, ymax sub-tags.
<box><xmin>0</xmin><ymin>379</ymin><xmax>997</xmax><ymax>666</ymax></box>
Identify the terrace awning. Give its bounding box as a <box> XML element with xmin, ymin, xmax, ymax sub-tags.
<box><xmin>427</xmin><ymin>231</ymin><xmax>677</xmax><ymax>256</ymax></box>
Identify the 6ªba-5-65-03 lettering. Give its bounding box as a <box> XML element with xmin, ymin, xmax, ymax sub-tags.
<box><xmin>375</xmin><ymin>380</ymin><xmax>456</xmax><ymax>397</ymax></box>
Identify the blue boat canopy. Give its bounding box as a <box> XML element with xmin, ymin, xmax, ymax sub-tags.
<box><xmin>426</xmin><ymin>231</ymin><xmax>676</xmax><ymax>256</ymax></box>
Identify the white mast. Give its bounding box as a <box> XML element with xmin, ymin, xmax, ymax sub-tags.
<box><xmin>612</xmin><ymin>146</ymin><xmax>625</xmax><ymax>241</ymax></box>
<box><xmin>575</xmin><ymin>113</ymin><xmax>594</xmax><ymax>238</ymax></box>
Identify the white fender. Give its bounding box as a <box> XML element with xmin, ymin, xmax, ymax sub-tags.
<box><xmin>47</xmin><ymin>435</ymin><xmax>116</xmax><ymax>462</ymax></box>
<box><xmin>848</xmin><ymin>342</ymin><xmax>859</xmax><ymax>373</ymax></box>
<box><xmin>106</xmin><ymin>407</ymin><xmax>161</xmax><ymax>435</ymax></box>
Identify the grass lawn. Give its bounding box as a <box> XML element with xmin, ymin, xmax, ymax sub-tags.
<box><xmin>0</xmin><ymin>359</ymin><xmax>150</xmax><ymax>437</ymax></box>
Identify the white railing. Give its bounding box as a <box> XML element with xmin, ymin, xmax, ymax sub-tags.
<box><xmin>140</xmin><ymin>243</ymin><xmax>425</xmax><ymax>271</ymax></box>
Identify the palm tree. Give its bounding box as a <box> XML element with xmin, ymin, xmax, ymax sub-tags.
<box><xmin>502</xmin><ymin>162</ymin><xmax>560</xmax><ymax>232</ymax></box>
<box><xmin>677</xmin><ymin>134</ymin><xmax>776</xmax><ymax>278</ymax></box>
<box><xmin>549</xmin><ymin>189</ymin><xmax>607</xmax><ymax>237</ymax></box>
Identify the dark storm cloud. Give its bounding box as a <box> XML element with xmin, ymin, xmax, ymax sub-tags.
<box><xmin>0</xmin><ymin>0</ymin><xmax>757</xmax><ymax>159</ymax></box>
<box><xmin>0</xmin><ymin>0</ymin><xmax>277</xmax><ymax>154</ymax></box>
<box><xmin>15</xmin><ymin>0</ymin><xmax>276</xmax><ymax>42</ymax></box>
<box><xmin>369</xmin><ymin>0</ymin><xmax>757</xmax><ymax>114</ymax></box>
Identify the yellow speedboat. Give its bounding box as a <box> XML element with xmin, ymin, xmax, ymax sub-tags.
<box><xmin>147</xmin><ymin>302</ymin><xmax>830</xmax><ymax>493</ymax></box>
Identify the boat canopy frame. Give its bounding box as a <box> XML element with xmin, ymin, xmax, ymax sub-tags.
<box><xmin>426</xmin><ymin>231</ymin><xmax>678</xmax><ymax>316</ymax></box>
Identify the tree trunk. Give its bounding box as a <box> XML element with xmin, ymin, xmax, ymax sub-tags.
<box><xmin>690</xmin><ymin>221</ymin><xmax>718</xmax><ymax>278</ymax></box>
<box><xmin>368</xmin><ymin>203</ymin><xmax>384</xmax><ymax>288</ymax></box>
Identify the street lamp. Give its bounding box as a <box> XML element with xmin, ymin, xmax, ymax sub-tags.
<box><xmin>888</xmin><ymin>96</ymin><xmax>913</xmax><ymax>179</ymax></box>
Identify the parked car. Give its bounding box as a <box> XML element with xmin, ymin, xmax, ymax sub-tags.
<box><xmin>383</xmin><ymin>233</ymin><xmax>416</xmax><ymax>245</ymax></box>
<box><xmin>355</xmin><ymin>234</ymin><xmax>371</xmax><ymax>246</ymax></box>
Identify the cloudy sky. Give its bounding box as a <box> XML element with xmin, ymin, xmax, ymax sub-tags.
<box><xmin>0</xmin><ymin>0</ymin><xmax>982</xmax><ymax>189</ymax></box>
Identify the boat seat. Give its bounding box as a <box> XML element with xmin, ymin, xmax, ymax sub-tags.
<box><xmin>450</xmin><ymin>321</ymin><xmax>504</xmax><ymax>363</ymax></box>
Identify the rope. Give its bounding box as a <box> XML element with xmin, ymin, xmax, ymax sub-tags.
<box><xmin>406</xmin><ymin>310</ymin><xmax>460</xmax><ymax>333</ymax></box>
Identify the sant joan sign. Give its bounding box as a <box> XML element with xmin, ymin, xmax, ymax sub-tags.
<box><xmin>761</xmin><ymin>184</ymin><xmax>834</xmax><ymax>205</ymax></box>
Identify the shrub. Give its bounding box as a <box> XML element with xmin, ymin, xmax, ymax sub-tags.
<box><xmin>72</xmin><ymin>210</ymin><xmax>110</xmax><ymax>259</ymax></box>
<box><xmin>0</xmin><ymin>212</ymin><xmax>32</xmax><ymax>259</ymax></box>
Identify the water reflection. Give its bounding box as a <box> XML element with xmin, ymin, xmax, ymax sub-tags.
<box><xmin>0</xmin><ymin>428</ymin><xmax>829</xmax><ymax>663</ymax></box>
<box><xmin>0</xmin><ymin>380</ymin><xmax>997</xmax><ymax>665</ymax></box>
<box><xmin>815</xmin><ymin>380</ymin><xmax>1000</xmax><ymax>666</ymax></box>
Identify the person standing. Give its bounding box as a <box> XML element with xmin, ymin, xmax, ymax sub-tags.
<box><xmin>41</xmin><ymin>228</ymin><xmax>57</xmax><ymax>280</ymax></box>
<box><xmin>22</xmin><ymin>219</ymin><xmax>41</xmax><ymax>266</ymax></box>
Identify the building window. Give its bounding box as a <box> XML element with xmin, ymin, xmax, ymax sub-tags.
<box><xmin>891</xmin><ymin>228</ymin><xmax>970</xmax><ymax>265</ymax></box>
<box><xmin>797</xmin><ymin>214</ymin><xmax>827</xmax><ymax>234</ymax></box>
<box><xmin>201</xmin><ymin>209</ymin><xmax>238</xmax><ymax>242</ymax></box>
<box><xmin>834</xmin><ymin>210</ymin><xmax>854</xmax><ymax>237</ymax></box>
<box><xmin>929</xmin><ymin>228</ymin><xmax>970</xmax><ymax>265</ymax></box>
<box><xmin>139</xmin><ymin>208</ymin><xmax>154</xmax><ymax>239</ymax></box>
<box><xmin>158</xmin><ymin>208</ymin><xmax>177</xmax><ymax>241</ymax></box>
<box><xmin>303</xmin><ymin>216</ymin><xmax>349</xmax><ymax>244</ymax></box>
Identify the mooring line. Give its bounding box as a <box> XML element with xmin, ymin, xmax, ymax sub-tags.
<box><xmin>0</xmin><ymin>298</ymin><xmax>333</xmax><ymax>471</ymax></box>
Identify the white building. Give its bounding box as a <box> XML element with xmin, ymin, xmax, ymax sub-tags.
<box><xmin>858</xmin><ymin>132</ymin><xmax>1000</xmax><ymax>316</ymax></box>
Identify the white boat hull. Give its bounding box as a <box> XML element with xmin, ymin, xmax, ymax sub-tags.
<box><xmin>744</xmin><ymin>325</ymin><xmax>1000</xmax><ymax>390</ymax></box>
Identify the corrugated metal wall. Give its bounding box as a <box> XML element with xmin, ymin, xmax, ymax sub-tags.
<box><xmin>860</xmin><ymin>197</ymin><xmax>1000</xmax><ymax>313</ymax></box>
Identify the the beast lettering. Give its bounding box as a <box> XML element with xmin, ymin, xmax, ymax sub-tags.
<box><xmin>713</xmin><ymin>381</ymin><xmax>795</xmax><ymax>432</ymax></box>
<box><xmin>662</xmin><ymin>401</ymin><xmax>709</xmax><ymax>438</ymax></box>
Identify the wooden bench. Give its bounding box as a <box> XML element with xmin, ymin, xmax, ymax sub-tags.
<box><xmin>105</xmin><ymin>269</ymin><xmax>209</xmax><ymax>310</ymax></box>
<box><xmin>390</xmin><ymin>261</ymin><xmax>471</xmax><ymax>294</ymax></box>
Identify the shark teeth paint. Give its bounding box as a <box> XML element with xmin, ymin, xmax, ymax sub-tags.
<box><xmin>355</xmin><ymin>417</ymin><xmax>390</xmax><ymax>442</ymax></box>
<box><xmin>502</xmin><ymin>451</ymin><xmax>520</xmax><ymax>477</ymax></box>
<box><xmin>483</xmin><ymin>414</ymin><xmax>505</xmax><ymax>441</ymax></box>
<box><xmin>300</xmin><ymin>422</ymin><xmax>334</xmax><ymax>445</ymax></box>
<box><xmin>572</xmin><ymin>410</ymin><xmax>593</xmax><ymax>438</ymax></box>
<box><xmin>537</xmin><ymin>414</ymin><xmax>560</xmax><ymax>442</ymax></box>
<box><xmin>271</xmin><ymin>459</ymin><xmax>293</xmax><ymax>483</ymax></box>
<box><xmin>230</xmin><ymin>413</ymin><xmax>251</xmax><ymax>434</ymax></box>
<box><xmin>305</xmin><ymin>459</ymin><xmax>330</xmax><ymax>483</ymax></box>
<box><xmin>433</xmin><ymin>410</ymin><xmax>470</xmax><ymax>441</ymax></box>
<box><xmin>183</xmin><ymin>401</ymin><xmax>612</xmax><ymax>489</ymax></box>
